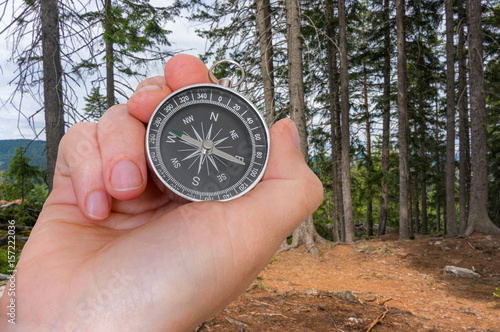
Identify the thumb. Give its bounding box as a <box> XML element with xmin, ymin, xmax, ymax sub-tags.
<box><xmin>226</xmin><ymin>118</ymin><xmax>324</xmax><ymax>250</ymax></box>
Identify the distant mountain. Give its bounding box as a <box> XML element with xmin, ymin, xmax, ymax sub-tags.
<box><xmin>0</xmin><ymin>139</ymin><xmax>47</xmax><ymax>173</ymax></box>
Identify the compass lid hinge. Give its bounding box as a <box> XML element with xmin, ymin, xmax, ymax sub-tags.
<box><xmin>218</xmin><ymin>77</ymin><xmax>232</xmax><ymax>88</ymax></box>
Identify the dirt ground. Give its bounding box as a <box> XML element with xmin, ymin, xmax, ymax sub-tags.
<box><xmin>197</xmin><ymin>233</ymin><xmax>500</xmax><ymax>331</ymax></box>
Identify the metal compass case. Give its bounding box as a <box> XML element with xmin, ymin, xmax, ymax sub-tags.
<box><xmin>146</xmin><ymin>60</ymin><xmax>270</xmax><ymax>202</ymax></box>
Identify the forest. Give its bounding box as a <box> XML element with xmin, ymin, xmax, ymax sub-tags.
<box><xmin>0</xmin><ymin>0</ymin><xmax>499</xmax><ymax>248</ymax></box>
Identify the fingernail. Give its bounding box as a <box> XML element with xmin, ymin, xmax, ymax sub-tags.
<box><xmin>110</xmin><ymin>160</ymin><xmax>144</xmax><ymax>191</ymax></box>
<box><xmin>86</xmin><ymin>191</ymin><xmax>110</xmax><ymax>220</ymax></box>
<box><xmin>288</xmin><ymin>121</ymin><xmax>301</xmax><ymax>150</ymax></box>
<box><xmin>135</xmin><ymin>84</ymin><xmax>163</xmax><ymax>94</ymax></box>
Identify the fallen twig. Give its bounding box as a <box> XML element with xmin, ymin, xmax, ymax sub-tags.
<box><xmin>366</xmin><ymin>297</ymin><xmax>413</xmax><ymax>332</ymax></box>
<box><xmin>328</xmin><ymin>313</ymin><xmax>343</xmax><ymax>332</ymax></box>
<box><xmin>378</xmin><ymin>297</ymin><xmax>413</xmax><ymax>315</ymax></box>
<box><xmin>250</xmin><ymin>298</ymin><xmax>276</xmax><ymax>308</ymax></box>
<box><xmin>366</xmin><ymin>305</ymin><xmax>389</xmax><ymax>332</ymax></box>
<box><xmin>253</xmin><ymin>312</ymin><xmax>295</xmax><ymax>319</ymax></box>
<box><xmin>225</xmin><ymin>316</ymin><xmax>249</xmax><ymax>327</ymax></box>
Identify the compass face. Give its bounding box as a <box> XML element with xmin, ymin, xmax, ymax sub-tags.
<box><xmin>146</xmin><ymin>84</ymin><xmax>270</xmax><ymax>201</ymax></box>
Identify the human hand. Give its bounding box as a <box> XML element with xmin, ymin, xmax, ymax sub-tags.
<box><xmin>0</xmin><ymin>55</ymin><xmax>323</xmax><ymax>331</ymax></box>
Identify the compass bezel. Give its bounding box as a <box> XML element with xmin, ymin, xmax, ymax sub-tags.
<box><xmin>146</xmin><ymin>83</ymin><xmax>270</xmax><ymax>202</ymax></box>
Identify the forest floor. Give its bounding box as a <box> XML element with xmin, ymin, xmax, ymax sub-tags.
<box><xmin>197</xmin><ymin>233</ymin><xmax>500</xmax><ymax>331</ymax></box>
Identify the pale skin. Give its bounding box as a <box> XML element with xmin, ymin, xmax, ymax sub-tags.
<box><xmin>0</xmin><ymin>55</ymin><xmax>323</xmax><ymax>331</ymax></box>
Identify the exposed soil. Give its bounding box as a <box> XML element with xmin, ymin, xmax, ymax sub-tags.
<box><xmin>198</xmin><ymin>233</ymin><xmax>500</xmax><ymax>331</ymax></box>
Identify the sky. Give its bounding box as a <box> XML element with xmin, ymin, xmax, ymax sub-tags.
<box><xmin>0</xmin><ymin>1</ymin><xmax>207</xmax><ymax>141</ymax></box>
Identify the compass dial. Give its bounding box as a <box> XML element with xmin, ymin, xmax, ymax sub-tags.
<box><xmin>146</xmin><ymin>84</ymin><xmax>270</xmax><ymax>201</ymax></box>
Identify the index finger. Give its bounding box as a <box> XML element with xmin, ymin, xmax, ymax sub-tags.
<box><xmin>127</xmin><ymin>54</ymin><xmax>211</xmax><ymax>123</ymax></box>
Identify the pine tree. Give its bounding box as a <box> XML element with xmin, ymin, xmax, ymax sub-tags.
<box><xmin>484</xmin><ymin>0</ymin><xmax>500</xmax><ymax>227</ymax></box>
<box><xmin>83</xmin><ymin>87</ymin><xmax>107</xmax><ymax>122</ymax></box>
<box><xmin>466</xmin><ymin>0</ymin><xmax>500</xmax><ymax>235</ymax></box>
<box><xmin>256</xmin><ymin>0</ymin><xmax>276</xmax><ymax>126</ymax></box>
<box><xmin>5</xmin><ymin>147</ymin><xmax>44</xmax><ymax>202</ymax></box>
<box><xmin>74</xmin><ymin>0</ymin><xmax>179</xmax><ymax>107</ymax></box>
<box><xmin>445</xmin><ymin>0</ymin><xmax>458</xmax><ymax>236</ymax></box>
<box><xmin>40</xmin><ymin>0</ymin><xmax>64</xmax><ymax>193</ymax></box>
<box><xmin>338</xmin><ymin>0</ymin><xmax>355</xmax><ymax>243</ymax></box>
<box><xmin>396</xmin><ymin>0</ymin><xmax>410</xmax><ymax>240</ymax></box>
<box><xmin>457</xmin><ymin>0</ymin><xmax>471</xmax><ymax>235</ymax></box>
<box><xmin>378</xmin><ymin>0</ymin><xmax>392</xmax><ymax>236</ymax></box>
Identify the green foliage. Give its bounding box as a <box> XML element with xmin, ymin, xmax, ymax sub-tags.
<box><xmin>4</xmin><ymin>147</ymin><xmax>44</xmax><ymax>202</ymax></box>
<box><xmin>0</xmin><ymin>144</ymin><xmax>47</xmax><ymax>227</ymax></box>
<box><xmin>72</xmin><ymin>0</ymin><xmax>181</xmax><ymax>87</ymax></box>
<box><xmin>494</xmin><ymin>288</ymin><xmax>500</xmax><ymax>298</ymax></box>
<box><xmin>26</xmin><ymin>184</ymin><xmax>49</xmax><ymax>206</ymax></box>
<box><xmin>0</xmin><ymin>205</ymin><xmax>36</xmax><ymax>227</ymax></box>
<box><xmin>83</xmin><ymin>87</ymin><xmax>107</xmax><ymax>122</ymax></box>
<box><xmin>0</xmin><ymin>249</ymin><xmax>20</xmax><ymax>275</ymax></box>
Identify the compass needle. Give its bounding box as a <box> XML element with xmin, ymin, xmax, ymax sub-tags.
<box><xmin>212</xmin><ymin>148</ymin><xmax>245</xmax><ymax>165</ymax></box>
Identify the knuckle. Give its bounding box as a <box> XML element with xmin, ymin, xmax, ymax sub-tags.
<box><xmin>98</xmin><ymin>104</ymin><xmax>128</xmax><ymax>135</ymax></box>
<box><xmin>60</xmin><ymin>122</ymin><xmax>98</xmax><ymax>168</ymax></box>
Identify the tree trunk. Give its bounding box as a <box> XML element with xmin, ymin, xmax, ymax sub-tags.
<box><xmin>337</xmin><ymin>87</ymin><xmax>345</xmax><ymax>242</ymax></box>
<box><xmin>338</xmin><ymin>0</ymin><xmax>355</xmax><ymax>243</ymax></box>
<box><xmin>256</xmin><ymin>0</ymin><xmax>276</xmax><ymax>127</ymax></box>
<box><xmin>378</xmin><ymin>0</ymin><xmax>391</xmax><ymax>237</ymax></box>
<box><xmin>363</xmin><ymin>41</ymin><xmax>373</xmax><ymax>237</ymax></box>
<box><xmin>435</xmin><ymin>87</ymin><xmax>442</xmax><ymax>233</ymax></box>
<box><xmin>457</xmin><ymin>0</ymin><xmax>470</xmax><ymax>236</ymax></box>
<box><xmin>105</xmin><ymin>0</ymin><xmax>115</xmax><ymax>108</ymax></box>
<box><xmin>284</xmin><ymin>0</ymin><xmax>326</xmax><ymax>253</ymax></box>
<box><xmin>396</xmin><ymin>0</ymin><xmax>410</xmax><ymax>240</ymax></box>
<box><xmin>421</xmin><ymin>173</ymin><xmax>428</xmax><ymax>234</ymax></box>
<box><xmin>40</xmin><ymin>0</ymin><xmax>65</xmax><ymax>193</ymax></box>
<box><xmin>465</xmin><ymin>0</ymin><xmax>500</xmax><ymax>236</ymax></box>
<box><xmin>414</xmin><ymin>189</ymin><xmax>419</xmax><ymax>234</ymax></box>
<box><xmin>409</xmin><ymin>187</ymin><xmax>414</xmax><ymax>232</ymax></box>
<box><xmin>445</xmin><ymin>0</ymin><xmax>458</xmax><ymax>236</ymax></box>
<box><xmin>325</xmin><ymin>0</ymin><xmax>340</xmax><ymax>242</ymax></box>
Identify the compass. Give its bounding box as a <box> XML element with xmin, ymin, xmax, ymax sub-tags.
<box><xmin>146</xmin><ymin>60</ymin><xmax>270</xmax><ymax>202</ymax></box>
